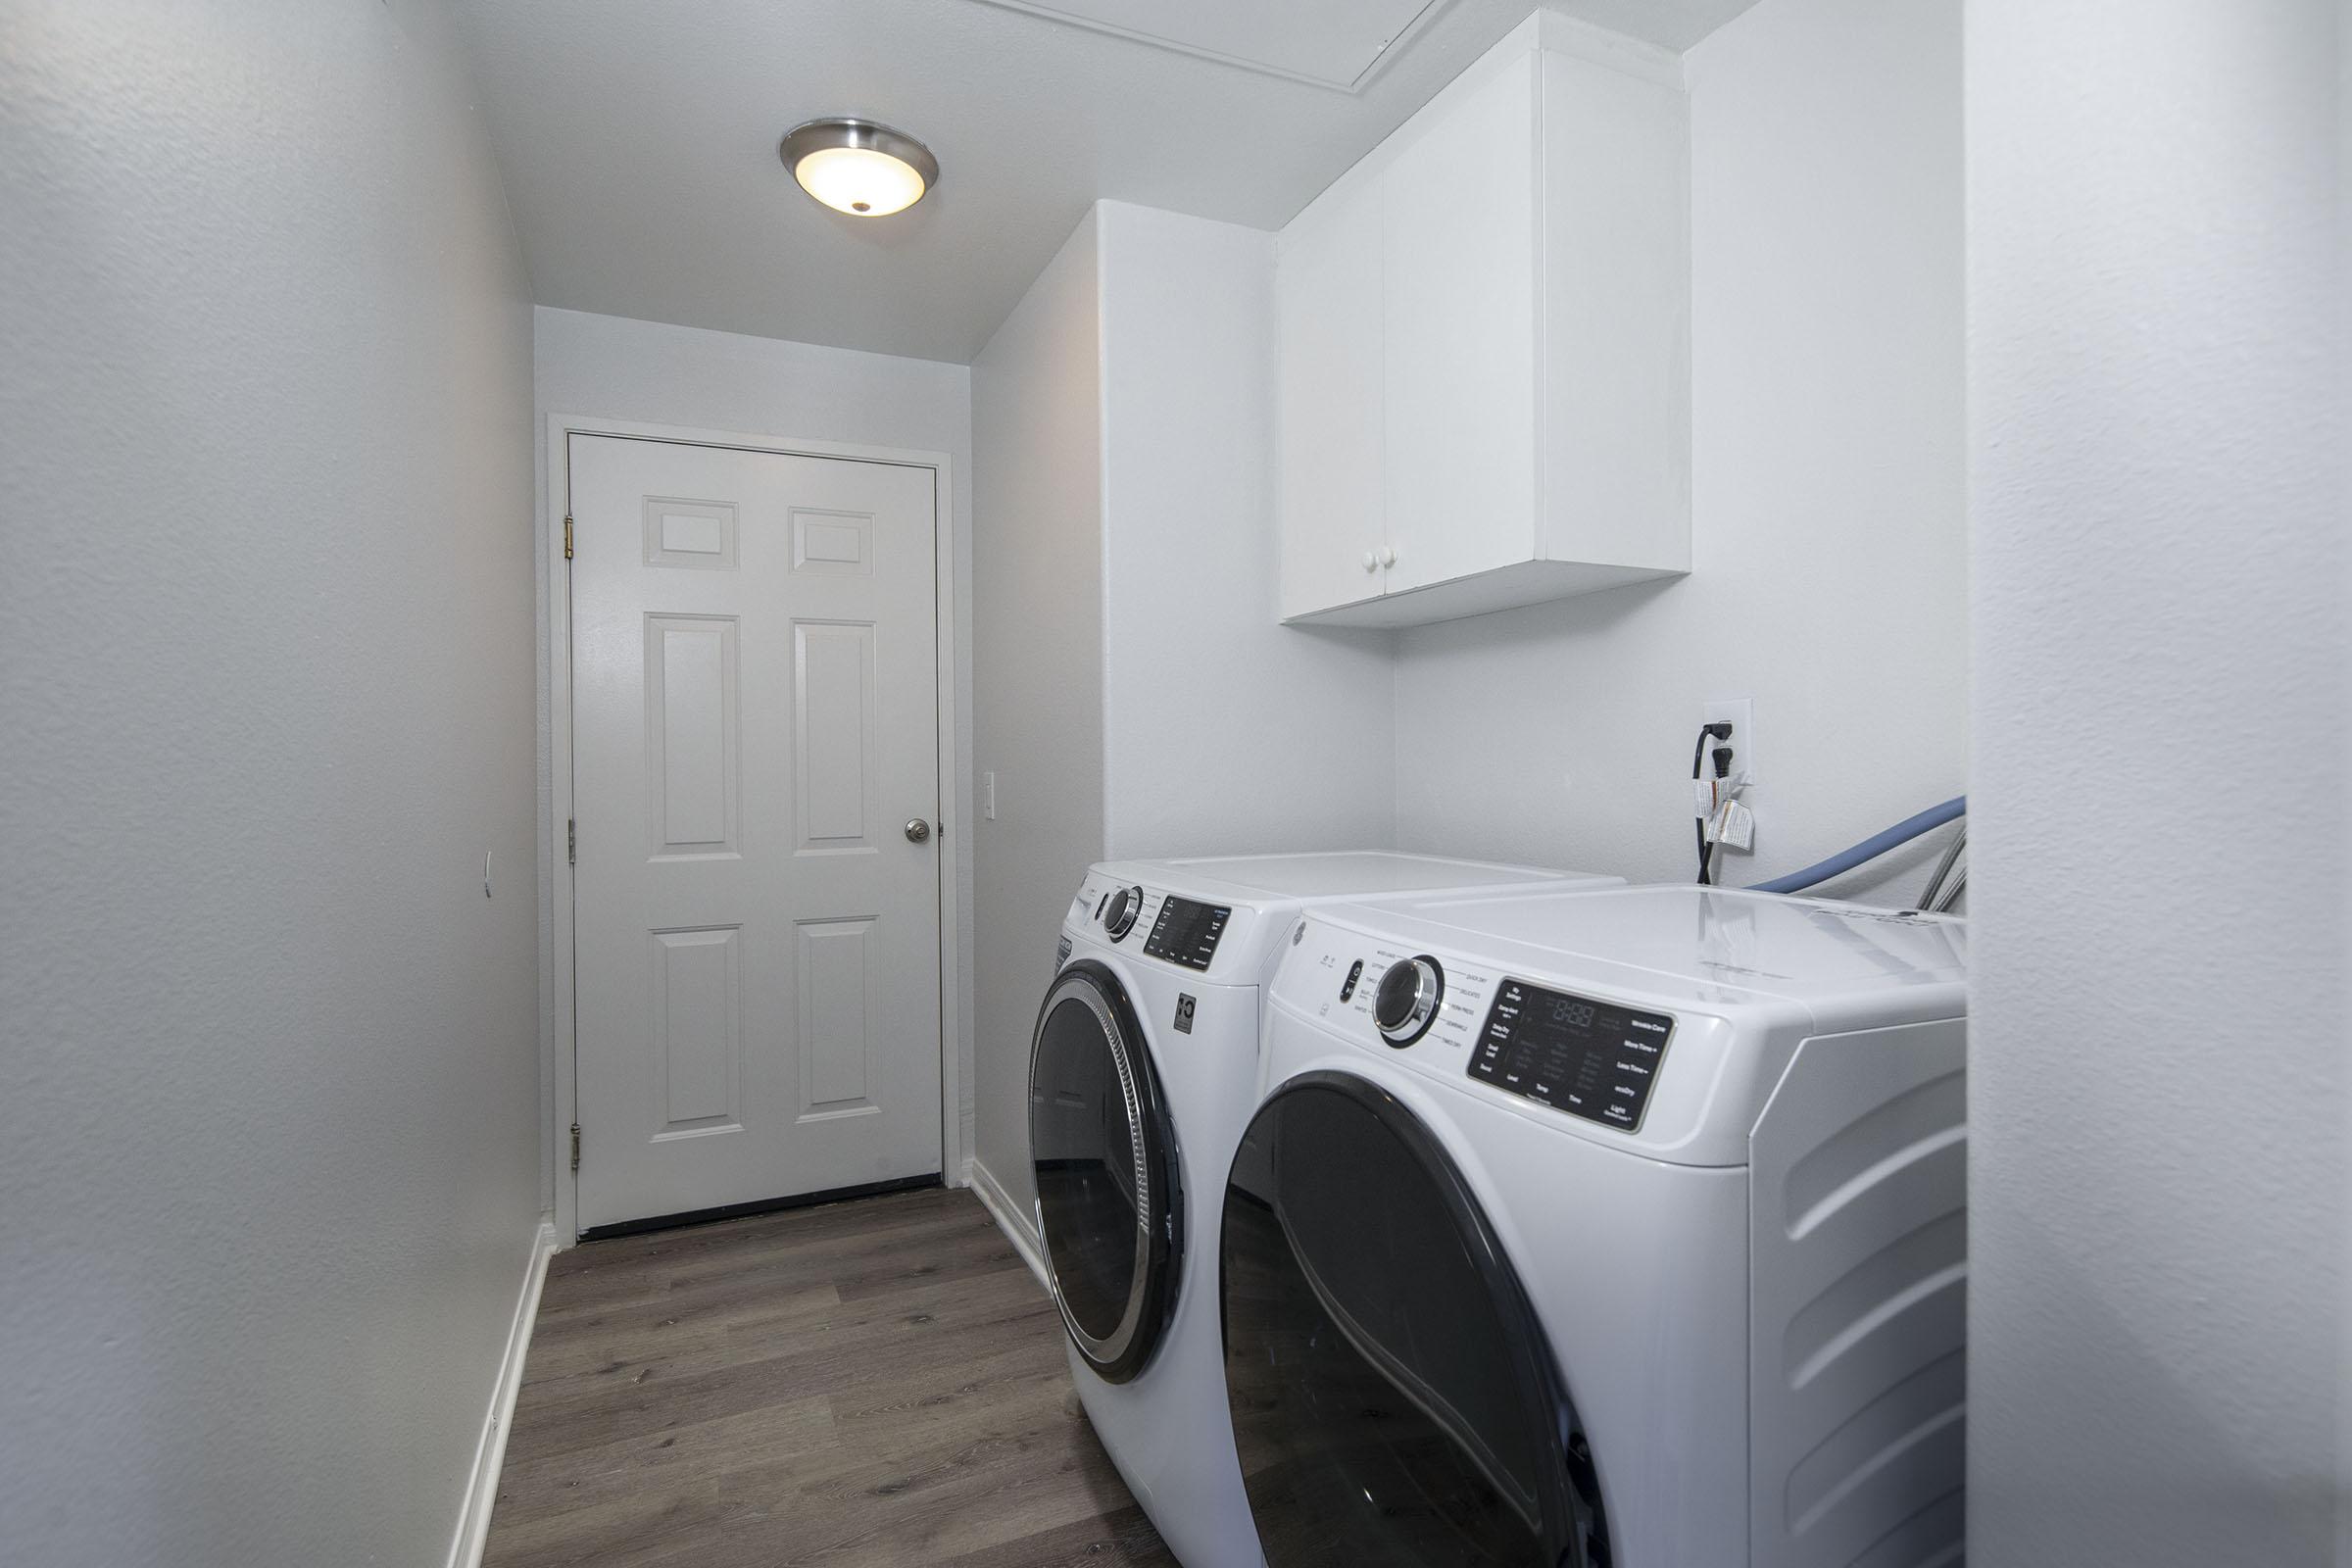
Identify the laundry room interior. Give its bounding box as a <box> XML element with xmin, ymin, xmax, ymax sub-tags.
<box><xmin>3</xmin><ymin>3</ymin><xmax>2344</xmax><ymax>1567</ymax></box>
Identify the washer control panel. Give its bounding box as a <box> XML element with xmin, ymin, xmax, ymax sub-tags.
<box><xmin>1067</xmin><ymin>874</ymin><xmax>1242</xmax><ymax>976</ymax></box>
<box><xmin>1143</xmin><ymin>895</ymin><xmax>1231</xmax><ymax>971</ymax></box>
<box><xmin>1470</xmin><ymin>981</ymin><xmax>1675</xmax><ymax>1133</ymax></box>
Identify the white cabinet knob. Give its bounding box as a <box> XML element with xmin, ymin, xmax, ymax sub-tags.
<box><xmin>1378</xmin><ymin>545</ymin><xmax>1397</xmax><ymax>568</ymax></box>
<box><xmin>1362</xmin><ymin>551</ymin><xmax>1378</xmax><ymax>572</ymax></box>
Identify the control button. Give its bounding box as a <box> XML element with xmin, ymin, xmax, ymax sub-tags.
<box><xmin>1339</xmin><ymin>958</ymin><xmax>1364</xmax><ymax>1003</ymax></box>
<box><xmin>1373</xmin><ymin>956</ymin><xmax>1445</xmax><ymax>1047</ymax></box>
<box><xmin>1103</xmin><ymin>885</ymin><xmax>1144</xmax><ymax>940</ymax></box>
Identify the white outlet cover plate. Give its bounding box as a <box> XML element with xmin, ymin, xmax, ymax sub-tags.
<box><xmin>1702</xmin><ymin>698</ymin><xmax>1754</xmax><ymax>785</ymax></box>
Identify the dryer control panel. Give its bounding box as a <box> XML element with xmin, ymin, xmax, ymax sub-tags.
<box><xmin>1272</xmin><ymin>913</ymin><xmax>1708</xmax><ymax>1148</ymax></box>
<box><xmin>1284</xmin><ymin>927</ymin><xmax>1501</xmax><ymax>1062</ymax></box>
<box><xmin>1471</xmin><ymin>981</ymin><xmax>1674</xmax><ymax>1133</ymax></box>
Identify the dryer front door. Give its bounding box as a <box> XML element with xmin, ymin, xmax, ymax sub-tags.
<box><xmin>1221</xmin><ymin>1071</ymin><xmax>1612</xmax><ymax>1568</ymax></box>
<box><xmin>1028</xmin><ymin>960</ymin><xmax>1182</xmax><ymax>1384</ymax></box>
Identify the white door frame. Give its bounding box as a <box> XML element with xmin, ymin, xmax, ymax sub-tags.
<box><xmin>544</xmin><ymin>413</ymin><xmax>966</xmax><ymax>1245</ymax></box>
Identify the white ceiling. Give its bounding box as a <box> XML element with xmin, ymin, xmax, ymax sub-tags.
<box><xmin>964</xmin><ymin>0</ymin><xmax>1453</xmax><ymax>90</ymax></box>
<box><xmin>453</xmin><ymin>0</ymin><xmax>1763</xmax><ymax>364</ymax></box>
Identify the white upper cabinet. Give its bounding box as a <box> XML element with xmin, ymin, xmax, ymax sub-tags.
<box><xmin>1275</xmin><ymin>16</ymin><xmax>1691</xmax><ymax>628</ymax></box>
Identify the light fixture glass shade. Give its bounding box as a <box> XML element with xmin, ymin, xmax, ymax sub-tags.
<box><xmin>781</xmin><ymin>119</ymin><xmax>939</xmax><ymax>217</ymax></box>
<box><xmin>793</xmin><ymin>145</ymin><xmax>927</xmax><ymax>216</ymax></box>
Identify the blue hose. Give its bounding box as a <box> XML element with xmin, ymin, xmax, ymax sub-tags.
<box><xmin>1745</xmin><ymin>797</ymin><xmax>1967</xmax><ymax>895</ymax></box>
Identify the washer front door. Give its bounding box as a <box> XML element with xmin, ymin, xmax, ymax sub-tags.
<box><xmin>1027</xmin><ymin>960</ymin><xmax>1182</xmax><ymax>1384</ymax></box>
<box><xmin>1221</xmin><ymin>1071</ymin><xmax>1612</xmax><ymax>1568</ymax></box>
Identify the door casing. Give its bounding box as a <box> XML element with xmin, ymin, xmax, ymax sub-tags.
<box><xmin>544</xmin><ymin>413</ymin><xmax>968</xmax><ymax>1245</ymax></box>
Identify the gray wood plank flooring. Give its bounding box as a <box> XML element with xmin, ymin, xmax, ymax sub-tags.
<box><xmin>483</xmin><ymin>1187</ymin><xmax>1175</xmax><ymax>1567</ymax></box>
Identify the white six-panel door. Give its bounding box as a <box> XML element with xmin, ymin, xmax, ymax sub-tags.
<box><xmin>567</xmin><ymin>434</ymin><xmax>943</xmax><ymax>1231</ymax></box>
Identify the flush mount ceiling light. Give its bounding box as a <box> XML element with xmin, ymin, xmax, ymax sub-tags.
<box><xmin>779</xmin><ymin>118</ymin><xmax>939</xmax><ymax>217</ymax></box>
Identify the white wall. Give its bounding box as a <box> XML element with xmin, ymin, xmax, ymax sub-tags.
<box><xmin>532</xmin><ymin>306</ymin><xmax>976</xmax><ymax>1210</ymax></box>
<box><xmin>1967</xmin><ymin>4</ymin><xmax>2349</xmax><ymax>1563</ymax></box>
<box><xmin>0</xmin><ymin>3</ymin><xmax>540</xmax><ymax>1564</ymax></box>
<box><xmin>1390</xmin><ymin>0</ymin><xmax>1965</xmax><ymax>903</ymax></box>
<box><xmin>970</xmin><ymin>212</ymin><xmax>1106</xmax><ymax>1223</ymax></box>
<box><xmin>1095</xmin><ymin>201</ymin><xmax>1396</xmax><ymax>858</ymax></box>
<box><xmin>968</xmin><ymin>203</ymin><xmax>1401</xmax><ymax>1218</ymax></box>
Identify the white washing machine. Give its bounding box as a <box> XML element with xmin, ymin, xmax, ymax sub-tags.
<box><xmin>1026</xmin><ymin>854</ymin><xmax>1625</xmax><ymax>1568</ymax></box>
<box><xmin>1222</xmin><ymin>885</ymin><xmax>1969</xmax><ymax>1568</ymax></box>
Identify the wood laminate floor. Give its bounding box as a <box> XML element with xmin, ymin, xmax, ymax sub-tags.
<box><xmin>483</xmin><ymin>1187</ymin><xmax>1176</xmax><ymax>1568</ymax></box>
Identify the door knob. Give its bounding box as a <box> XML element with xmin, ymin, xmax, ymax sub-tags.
<box><xmin>1362</xmin><ymin>551</ymin><xmax>1378</xmax><ymax>572</ymax></box>
<box><xmin>905</xmin><ymin>817</ymin><xmax>932</xmax><ymax>843</ymax></box>
<box><xmin>1378</xmin><ymin>545</ymin><xmax>1397</xmax><ymax>568</ymax></box>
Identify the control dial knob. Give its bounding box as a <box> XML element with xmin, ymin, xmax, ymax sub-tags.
<box><xmin>1103</xmin><ymin>885</ymin><xmax>1145</xmax><ymax>940</ymax></box>
<box><xmin>1373</xmin><ymin>956</ymin><xmax>1445</xmax><ymax>1047</ymax></box>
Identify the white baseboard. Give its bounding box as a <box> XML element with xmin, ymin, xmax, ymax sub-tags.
<box><xmin>967</xmin><ymin>1156</ymin><xmax>1049</xmax><ymax>1293</ymax></box>
<box><xmin>445</xmin><ymin>1218</ymin><xmax>557</xmax><ymax>1568</ymax></box>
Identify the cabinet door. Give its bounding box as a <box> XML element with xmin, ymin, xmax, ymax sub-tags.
<box><xmin>1541</xmin><ymin>49</ymin><xmax>1690</xmax><ymax>574</ymax></box>
<box><xmin>1381</xmin><ymin>55</ymin><xmax>1540</xmax><ymax>596</ymax></box>
<box><xmin>1277</xmin><ymin>177</ymin><xmax>1386</xmax><ymax>620</ymax></box>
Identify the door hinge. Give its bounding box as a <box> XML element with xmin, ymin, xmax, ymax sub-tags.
<box><xmin>563</xmin><ymin>514</ymin><xmax>574</xmax><ymax>560</ymax></box>
<box><xmin>567</xmin><ymin>817</ymin><xmax>576</xmax><ymax>864</ymax></box>
<box><xmin>569</xmin><ymin>1122</ymin><xmax>581</xmax><ymax>1172</ymax></box>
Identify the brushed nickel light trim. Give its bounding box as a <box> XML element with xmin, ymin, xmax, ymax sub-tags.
<box><xmin>779</xmin><ymin>118</ymin><xmax>940</xmax><ymax>216</ymax></box>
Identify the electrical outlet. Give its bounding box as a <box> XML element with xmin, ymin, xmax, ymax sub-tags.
<box><xmin>982</xmin><ymin>771</ymin><xmax>997</xmax><ymax>821</ymax></box>
<box><xmin>1702</xmin><ymin>699</ymin><xmax>1754</xmax><ymax>785</ymax></box>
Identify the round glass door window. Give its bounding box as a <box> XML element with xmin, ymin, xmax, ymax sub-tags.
<box><xmin>1028</xmin><ymin>961</ymin><xmax>1181</xmax><ymax>1383</ymax></box>
<box><xmin>1221</xmin><ymin>1072</ymin><xmax>1612</xmax><ymax>1567</ymax></box>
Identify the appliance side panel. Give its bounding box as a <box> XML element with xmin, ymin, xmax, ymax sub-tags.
<box><xmin>1749</xmin><ymin>1018</ymin><xmax>1968</xmax><ymax>1568</ymax></box>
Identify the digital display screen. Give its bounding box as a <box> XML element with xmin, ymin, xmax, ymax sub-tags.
<box><xmin>1541</xmin><ymin>996</ymin><xmax>1596</xmax><ymax>1032</ymax></box>
<box><xmin>1144</xmin><ymin>896</ymin><xmax>1230</xmax><ymax>972</ymax></box>
<box><xmin>1469</xmin><ymin>979</ymin><xmax>1674</xmax><ymax>1132</ymax></box>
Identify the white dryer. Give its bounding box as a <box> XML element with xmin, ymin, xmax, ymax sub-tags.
<box><xmin>1222</xmin><ymin>885</ymin><xmax>1969</xmax><ymax>1568</ymax></box>
<box><xmin>1026</xmin><ymin>854</ymin><xmax>1624</xmax><ymax>1568</ymax></box>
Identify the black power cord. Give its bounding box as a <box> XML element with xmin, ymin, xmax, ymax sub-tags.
<box><xmin>1691</xmin><ymin>722</ymin><xmax>1732</xmax><ymax>884</ymax></box>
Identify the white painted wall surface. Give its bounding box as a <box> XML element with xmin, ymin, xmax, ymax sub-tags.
<box><xmin>532</xmin><ymin>307</ymin><xmax>976</xmax><ymax>1209</ymax></box>
<box><xmin>970</xmin><ymin>213</ymin><xmax>1105</xmax><ymax>1221</ymax></box>
<box><xmin>2341</xmin><ymin>16</ymin><xmax>2351</xmax><ymax>1563</ymax></box>
<box><xmin>1968</xmin><ymin>4</ymin><xmax>2348</xmax><ymax>1564</ymax></box>
<box><xmin>1389</xmin><ymin>0</ymin><xmax>1964</xmax><ymax>904</ymax></box>
<box><xmin>0</xmin><ymin>2</ymin><xmax>540</xmax><ymax>1564</ymax></box>
<box><xmin>1095</xmin><ymin>202</ymin><xmax>1396</xmax><ymax>858</ymax></box>
<box><xmin>969</xmin><ymin>202</ymin><xmax>1399</xmax><ymax>1215</ymax></box>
